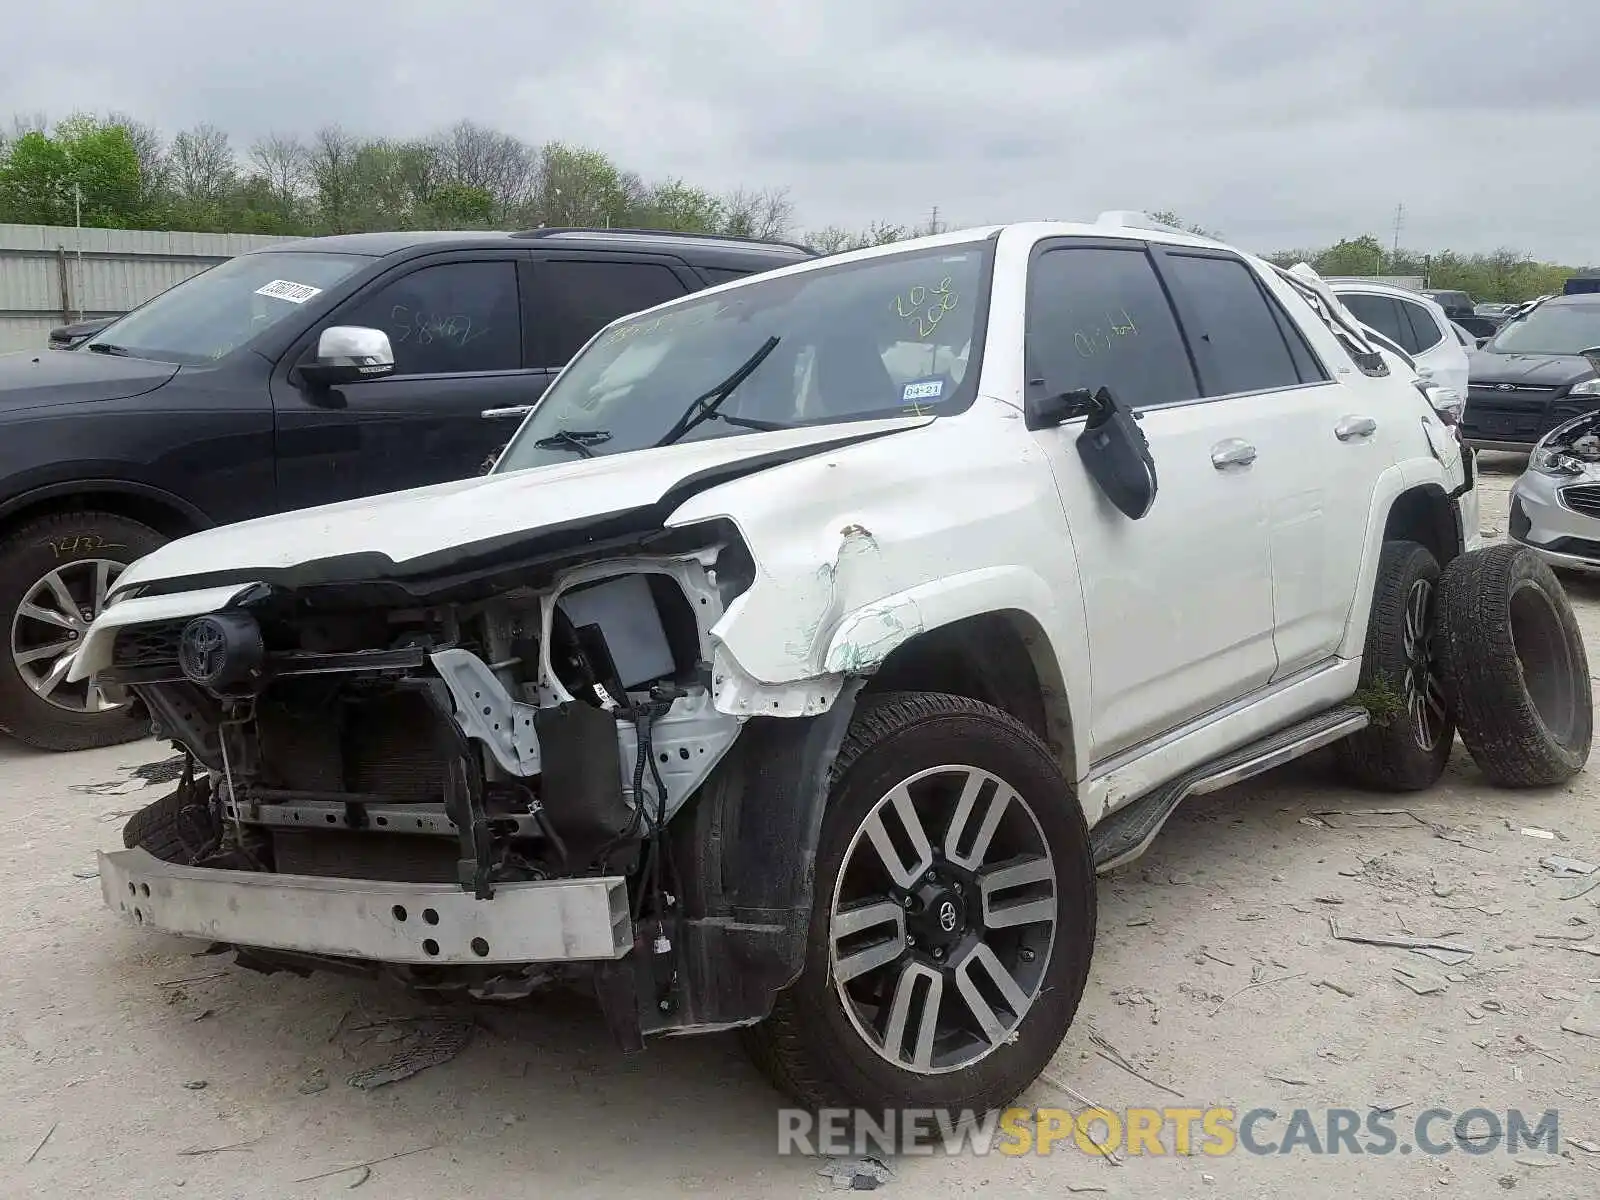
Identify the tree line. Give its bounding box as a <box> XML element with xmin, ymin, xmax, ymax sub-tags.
<box><xmin>0</xmin><ymin>115</ymin><xmax>1588</xmax><ymax>300</ymax></box>
<box><xmin>0</xmin><ymin>112</ymin><xmax>934</xmax><ymax>254</ymax></box>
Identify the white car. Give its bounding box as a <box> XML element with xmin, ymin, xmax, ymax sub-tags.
<box><xmin>1330</xmin><ymin>279</ymin><xmax>1470</xmax><ymax>396</ymax></box>
<box><xmin>77</xmin><ymin>214</ymin><xmax>1588</xmax><ymax>1116</ymax></box>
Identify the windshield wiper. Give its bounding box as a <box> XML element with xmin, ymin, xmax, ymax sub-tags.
<box><xmin>655</xmin><ymin>335</ymin><xmax>782</xmax><ymax>447</ymax></box>
<box><xmin>86</xmin><ymin>342</ymin><xmax>132</xmax><ymax>356</ymax></box>
<box><xmin>533</xmin><ymin>429</ymin><xmax>612</xmax><ymax>458</ymax></box>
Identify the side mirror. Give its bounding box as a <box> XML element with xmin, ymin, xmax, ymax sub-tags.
<box><xmin>300</xmin><ymin>326</ymin><xmax>395</xmax><ymax>388</ymax></box>
<box><xmin>1582</xmin><ymin>347</ymin><xmax>1600</xmax><ymax>376</ymax></box>
<box><xmin>1074</xmin><ymin>387</ymin><xmax>1158</xmax><ymax>520</ymax></box>
<box><xmin>1024</xmin><ymin>387</ymin><xmax>1097</xmax><ymax>431</ymax></box>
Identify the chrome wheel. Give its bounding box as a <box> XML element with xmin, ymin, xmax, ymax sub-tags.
<box><xmin>1402</xmin><ymin>577</ymin><xmax>1447</xmax><ymax>752</ymax></box>
<box><xmin>829</xmin><ymin>764</ymin><xmax>1057</xmax><ymax>1075</ymax></box>
<box><xmin>10</xmin><ymin>558</ymin><xmax>126</xmax><ymax>713</ymax></box>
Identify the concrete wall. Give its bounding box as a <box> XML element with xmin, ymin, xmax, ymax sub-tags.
<box><xmin>0</xmin><ymin>223</ymin><xmax>299</xmax><ymax>353</ymax></box>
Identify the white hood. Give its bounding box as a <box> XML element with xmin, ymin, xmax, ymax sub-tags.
<box><xmin>110</xmin><ymin>417</ymin><xmax>931</xmax><ymax>598</ymax></box>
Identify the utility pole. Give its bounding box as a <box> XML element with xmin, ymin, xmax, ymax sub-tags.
<box><xmin>928</xmin><ymin>205</ymin><xmax>942</xmax><ymax>235</ymax></box>
<box><xmin>1391</xmin><ymin>202</ymin><xmax>1405</xmax><ymax>269</ymax></box>
<box><xmin>73</xmin><ymin>181</ymin><xmax>84</xmax><ymax>322</ymax></box>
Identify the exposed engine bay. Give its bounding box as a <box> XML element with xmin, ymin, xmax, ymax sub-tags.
<box><xmin>1539</xmin><ymin>410</ymin><xmax>1600</xmax><ymax>464</ymax></box>
<box><xmin>100</xmin><ymin>523</ymin><xmax>768</xmax><ymax>1017</ymax></box>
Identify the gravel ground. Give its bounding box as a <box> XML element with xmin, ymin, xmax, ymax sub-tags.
<box><xmin>3</xmin><ymin>454</ymin><xmax>1598</xmax><ymax>1199</ymax></box>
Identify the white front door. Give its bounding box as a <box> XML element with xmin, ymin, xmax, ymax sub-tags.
<box><xmin>1023</xmin><ymin>239</ymin><xmax>1279</xmax><ymax>761</ymax></box>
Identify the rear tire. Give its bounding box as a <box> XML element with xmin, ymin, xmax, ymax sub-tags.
<box><xmin>1335</xmin><ymin>540</ymin><xmax>1453</xmax><ymax>791</ymax></box>
<box><xmin>0</xmin><ymin>511</ymin><xmax>166</xmax><ymax>751</ymax></box>
<box><xmin>1435</xmin><ymin>544</ymin><xmax>1591</xmax><ymax>787</ymax></box>
<box><xmin>742</xmin><ymin>692</ymin><xmax>1095</xmax><ymax>1114</ymax></box>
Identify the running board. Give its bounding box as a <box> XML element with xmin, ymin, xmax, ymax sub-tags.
<box><xmin>1090</xmin><ymin>706</ymin><xmax>1369</xmax><ymax>874</ymax></box>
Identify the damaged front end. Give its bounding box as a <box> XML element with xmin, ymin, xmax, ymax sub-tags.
<box><xmin>1529</xmin><ymin>410</ymin><xmax>1600</xmax><ymax>477</ymax></box>
<box><xmin>91</xmin><ymin>518</ymin><xmax>859</xmax><ymax>1046</ymax></box>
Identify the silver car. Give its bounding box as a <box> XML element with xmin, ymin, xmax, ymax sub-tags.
<box><xmin>1510</xmin><ymin>401</ymin><xmax>1600</xmax><ymax>573</ymax></box>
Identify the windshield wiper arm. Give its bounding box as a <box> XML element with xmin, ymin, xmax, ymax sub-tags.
<box><xmin>532</xmin><ymin>429</ymin><xmax>612</xmax><ymax>458</ymax></box>
<box><xmin>700</xmin><ymin>412</ymin><xmax>797</xmax><ymax>432</ymax></box>
<box><xmin>86</xmin><ymin>342</ymin><xmax>132</xmax><ymax>356</ymax></box>
<box><xmin>655</xmin><ymin>335</ymin><xmax>781</xmax><ymax>448</ymax></box>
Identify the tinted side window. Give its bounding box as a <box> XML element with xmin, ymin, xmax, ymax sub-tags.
<box><xmin>532</xmin><ymin>259</ymin><xmax>689</xmax><ymax>365</ymax></box>
<box><xmin>1266</xmin><ymin>296</ymin><xmax>1328</xmax><ymax>384</ymax></box>
<box><xmin>1163</xmin><ymin>254</ymin><xmax>1302</xmax><ymax>395</ymax></box>
<box><xmin>1340</xmin><ymin>292</ymin><xmax>1410</xmax><ymax>350</ymax></box>
<box><xmin>1398</xmin><ymin>299</ymin><xmax>1443</xmax><ymax>352</ymax></box>
<box><xmin>340</xmin><ymin>261</ymin><xmax>521</xmax><ymax>375</ymax></box>
<box><xmin>1026</xmin><ymin>245</ymin><xmax>1198</xmax><ymax>408</ymax></box>
<box><xmin>699</xmin><ymin>266</ymin><xmax>753</xmax><ymax>285</ymax></box>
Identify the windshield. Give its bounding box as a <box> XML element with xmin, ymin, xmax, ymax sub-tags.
<box><xmin>494</xmin><ymin>240</ymin><xmax>991</xmax><ymax>471</ymax></box>
<box><xmin>1484</xmin><ymin>303</ymin><xmax>1600</xmax><ymax>357</ymax></box>
<box><xmin>83</xmin><ymin>251</ymin><xmax>366</xmax><ymax>365</ymax></box>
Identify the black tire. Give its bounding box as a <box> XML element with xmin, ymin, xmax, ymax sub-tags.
<box><xmin>122</xmin><ymin>779</ymin><xmax>220</xmax><ymax>864</ymax></box>
<box><xmin>0</xmin><ymin>511</ymin><xmax>165</xmax><ymax>751</ymax></box>
<box><xmin>741</xmin><ymin>692</ymin><xmax>1096</xmax><ymax>1114</ymax></box>
<box><xmin>1435</xmin><ymin>544</ymin><xmax>1592</xmax><ymax>788</ymax></box>
<box><xmin>1335</xmin><ymin>540</ymin><xmax>1454</xmax><ymax>791</ymax></box>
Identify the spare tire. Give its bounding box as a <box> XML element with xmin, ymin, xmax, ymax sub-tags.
<box><xmin>1435</xmin><ymin>544</ymin><xmax>1592</xmax><ymax>787</ymax></box>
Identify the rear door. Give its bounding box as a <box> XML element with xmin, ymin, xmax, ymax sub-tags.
<box><xmin>1175</xmin><ymin>263</ymin><xmax>1388</xmax><ymax>674</ymax></box>
<box><xmin>270</xmin><ymin>251</ymin><xmax>537</xmax><ymax>506</ymax></box>
<box><xmin>1023</xmin><ymin>238</ymin><xmax>1279</xmax><ymax>758</ymax></box>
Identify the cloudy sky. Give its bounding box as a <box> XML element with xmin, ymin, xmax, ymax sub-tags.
<box><xmin>4</xmin><ymin>0</ymin><xmax>1595</xmax><ymax>262</ymax></box>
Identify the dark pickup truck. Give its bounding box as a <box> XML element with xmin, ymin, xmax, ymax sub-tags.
<box><xmin>0</xmin><ymin>227</ymin><xmax>813</xmax><ymax>750</ymax></box>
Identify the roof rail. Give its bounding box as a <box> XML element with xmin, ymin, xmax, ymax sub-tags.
<box><xmin>1094</xmin><ymin>210</ymin><xmax>1218</xmax><ymax>242</ymax></box>
<box><xmin>511</xmin><ymin>226</ymin><xmax>819</xmax><ymax>256</ymax></box>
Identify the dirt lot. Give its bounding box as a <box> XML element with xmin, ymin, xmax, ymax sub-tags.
<box><xmin>3</xmin><ymin>454</ymin><xmax>1597</xmax><ymax>1199</ymax></box>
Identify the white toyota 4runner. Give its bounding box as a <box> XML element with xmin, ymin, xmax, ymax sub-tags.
<box><xmin>76</xmin><ymin>214</ymin><xmax>1589</xmax><ymax>1114</ymax></box>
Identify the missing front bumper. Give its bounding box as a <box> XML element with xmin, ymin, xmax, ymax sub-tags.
<box><xmin>99</xmin><ymin>848</ymin><xmax>633</xmax><ymax>965</ymax></box>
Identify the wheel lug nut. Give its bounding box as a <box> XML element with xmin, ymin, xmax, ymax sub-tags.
<box><xmin>1020</xmin><ymin>948</ymin><xmax>1036</xmax><ymax>963</ymax></box>
<box><xmin>953</xmin><ymin>882</ymin><xmax>962</xmax><ymax>894</ymax></box>
<box><xmin>905</xmin><ymin>934</ymin><xmax>915</xmax><ymax>947</ymax></box>
<box><xmin>903</xmin><ymin>896</ymin><xmax>915</xmax><ymax>910</ymax></box>
<box><xmin>924</xmin><ymin>871</ymin><xmax>936</xmax><ymax>883</ymax></box>
<box><xmin>932</xmin><ymin>948</ymin><xmax>944</xmax><ymax>960</ymax></box>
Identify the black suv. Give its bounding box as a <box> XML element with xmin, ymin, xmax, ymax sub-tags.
<box><xmin>0</xmin><ymin>227</ymin><xmax>813</xmax><ymax>750</ymax></box>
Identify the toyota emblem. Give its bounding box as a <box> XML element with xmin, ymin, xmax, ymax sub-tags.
<box><xmin>1496</xmin><ymin>383</ymin><xmax>1514</xmax><ymax>391</ymax></box>
<box><xmin>178</xmin><ymin>617</ymin><xmax>230</xmax><ymax>684</ymax></box>
<box><xmin>938</xmin><ymin>900</ymin><xmax>958</xmax><ymax>933</ymax></box>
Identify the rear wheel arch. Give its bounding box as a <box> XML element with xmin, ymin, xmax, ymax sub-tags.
<box><xmin>1382</xmin><ymin>483</ymin><xmax>1463</xmax><ymax>571</ymax></box>
<box><xmin>1343</xmin><ymin>476</ymin><xmax>1464</xmax><ymax>657</ymax></box>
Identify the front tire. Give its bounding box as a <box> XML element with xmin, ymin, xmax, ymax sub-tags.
<box><xmin>0</xmin><ymin>511</ymin><xmax>165</xmax><ymax>751</ymax></box>
<box><xmin>742</xmin><ymin>692</ymin><xmax>1095</xmax><ymax>1113</ymax></box>
<box><xmin>1336</xmin><ymin>540</ymin><xmax>1454</xmax><ymax>792</ymax></box>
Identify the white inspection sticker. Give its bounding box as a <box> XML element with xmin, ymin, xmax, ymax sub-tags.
<box><xmin>254</xmin><ymin>279</ymin><xmax>323</xmax><ymax>304</ymax></box>
<box><xmin>902</xmin><ymin>379</ymin><xmax>944</xmax><ymax>402</ymax></box>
